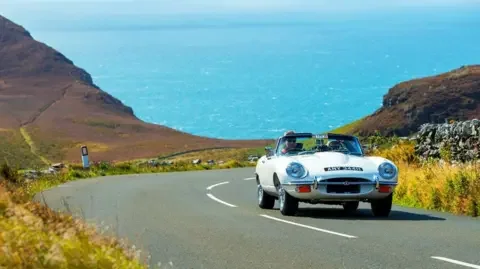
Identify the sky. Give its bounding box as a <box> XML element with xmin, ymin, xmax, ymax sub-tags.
<box><xmin>1</xmin><ymin>0</ymin><xmax>480</xmax><ymax>31</ymax></box>
<box><xmin>2</xmin><ymin>0</ymin><xmax>480</xmax><ymax>16</ymax></box>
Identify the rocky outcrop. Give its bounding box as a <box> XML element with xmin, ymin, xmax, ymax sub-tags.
<box><xmin>351</xmin><ymin>65</ymin><xmax>480</xmax><ymax>137</ymax></box>
<box><xmin>414</xmin><ymin>119</ymin><xmax>480</xmax><ymax>162</ymax></box>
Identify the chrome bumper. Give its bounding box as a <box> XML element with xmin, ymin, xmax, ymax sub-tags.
<box><xmin>282</xmin><ymin>176</ymin><xmax>397</xmax><ymax>201</ymax></box>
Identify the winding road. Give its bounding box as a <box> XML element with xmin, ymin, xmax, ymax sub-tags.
<box><xmin>35</xmin><ymin>168</ymin><xmax>480</xmax><ymax>269</ymax></box>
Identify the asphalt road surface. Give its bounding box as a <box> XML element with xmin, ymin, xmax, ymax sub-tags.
<box><xmin>35</xmin><ymin>167</ymin><xmax>480</xmax><ymax>269</ymax></box>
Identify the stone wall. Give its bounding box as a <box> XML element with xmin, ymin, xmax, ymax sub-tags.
<box><xmin>414</xmin><ymin>119</ymin><xmax>480</xmax><ymax>162</ymax></box>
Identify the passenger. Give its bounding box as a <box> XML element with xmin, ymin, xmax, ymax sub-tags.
<box><xmin>327</xmin><ymin>140</ymin><xmax>344</xmax><ymax>151</ymax></box>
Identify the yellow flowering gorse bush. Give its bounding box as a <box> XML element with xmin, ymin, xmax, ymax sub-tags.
<box><xmin>371</xmin><ymin>141</ymin><xmax>480</xmax><ymax>217</ymax></box>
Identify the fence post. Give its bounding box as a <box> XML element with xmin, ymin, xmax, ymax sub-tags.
<box><xmin>81</xmin><ymin>145</ymin><xmax>89</xmax><ymax>169</ymax></box>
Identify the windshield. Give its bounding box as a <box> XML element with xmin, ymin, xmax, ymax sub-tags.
<box><xmin>276</xmin><ymin>134</ymin><xmax>363</xmax><ymax>156</ymax></box>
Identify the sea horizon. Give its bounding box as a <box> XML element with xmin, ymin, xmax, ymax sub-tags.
<box><xmin>3</xmin><ymin>6</ymin><xmax>480</xmax><ymax>140</ymax></box>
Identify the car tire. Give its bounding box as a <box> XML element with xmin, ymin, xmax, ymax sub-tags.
<box><xmin>371</xmin><ymin>194</ymin><xmax>393</xmax><ymax>217</ymax></box>
<box><xmin>257</xmin><ymin>184</ymin><xmax>275</xmax><ymax>209</ymax></box>
<box><xmin>343</xmin><ymin>201</ymin><xmax>359</xmax><ymax>213</ymax></box>
<box><xmin>279</xmin><ymin>186</ymin><xmax>298</xmax><ymax>216</ymax></box>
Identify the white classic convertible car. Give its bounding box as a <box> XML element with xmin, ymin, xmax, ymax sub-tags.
<box><xmin>255</xmin><ymin>132</ymin><xmax>398</xmax><ymax>217</ymax></box>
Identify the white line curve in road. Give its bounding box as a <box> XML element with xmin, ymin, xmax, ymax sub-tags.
<box><xmin>206</xmin><ymin>181</ymin><xmax>229</xmax><ymax>190</ymax></box>
<box><xmin>431</xmin><ymin>256</ymin><xmax>480</xmax><ymax>269</ymax></box>
<box><xmin>206</xmin><ymin>181</ymin><xmax>238</xmax><ymax>207</ymax></box>
<box><xmin>206</xmin><ymin>193</ymin><xmax>237</xmax><ymax>208</ymax></box>
<box><xmin>259</xmin><ymin>214</ymin><xmax>358</xmax><ymax>239</ymax></box>
<box><xmin>243</xmin><ymin>177</ymin><xmax>256</xmax><ymax>181</ymax></box>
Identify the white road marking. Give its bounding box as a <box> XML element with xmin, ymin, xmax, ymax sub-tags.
<box><xmin>206</xmin><ymin>181</ymin><xmax>237</xmax><ymax>207</ymax></box>
<box><xmin>243</xmin><ymin>177</ymin><xmax>255</xmax><ymax>181</ymax></box>
<box><xmin>259</xmin><ymin>214</ymin><xmax>358</xmax><ymax>239</ymax></box>
<box><xmin>431</xmin><ymin>257</ymin><xmax>480</xmax><ymax>269</ymax></box>
<box><xmin>206</xmin><ymin>193</ymin><xmax>237</xmax><ymax>208</ymax></box>
<box><xmin>206</xmin><ymin>181</ymin><xmax>229</xmax><ymax>190</ymax></box>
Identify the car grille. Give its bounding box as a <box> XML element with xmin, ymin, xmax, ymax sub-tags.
<box><xmin>326</xmin><ymin>184</ymin><xmax>361</xmax><ymax>194</ymax></box>
<box><xmin>320</xmin><ymin>177</ymin><xmax>371</xmax><ymax>194</ymax></box>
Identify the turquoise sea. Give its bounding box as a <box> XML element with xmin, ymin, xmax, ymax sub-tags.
<box><xmin>9</xmin><ymin>7</ymin><xmax>480</xmax><ymax>139</ymax></box>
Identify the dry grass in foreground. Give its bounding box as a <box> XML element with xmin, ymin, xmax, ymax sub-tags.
<box><xmin>0</xmin><ymin>183</ymin><xmax>148</xmax><ymax>268</ymax></box>
<box><xmin>371</xmin><ymin>142</ymin><xmax>480</xmax><ymax>217</ymax></box>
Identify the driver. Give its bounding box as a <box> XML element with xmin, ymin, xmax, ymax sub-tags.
<box><xmin>281</xmin><ymin>130</ymin><xmax>297</xmax><ymax>154</ymax></box>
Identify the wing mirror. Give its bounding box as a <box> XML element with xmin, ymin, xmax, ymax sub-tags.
<box><xmin>265</xmin><ymin>146</ymin><xmax>274</xmax><ymax>157</ymax></box>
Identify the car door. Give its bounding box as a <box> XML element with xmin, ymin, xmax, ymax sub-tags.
<box><xmin>257</xmin><ymin>139</ymin><xmax>280</xmax><ymax>192</ymax></box>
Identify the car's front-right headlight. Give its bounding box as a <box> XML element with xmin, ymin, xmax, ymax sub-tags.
<box><xmin>378</xmin><ymin>162</ymin><xmax>397</xmax><ymax>180</ymax></box>
<box><xmin>286</xmin><ymin>162</ymin><xmax>308</xmax><ymax>179</ymax></box>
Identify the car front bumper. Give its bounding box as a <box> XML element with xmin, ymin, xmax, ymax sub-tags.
<box><xmin>282</xmin><ymin>176</ymin><xmax>397</xmax><ymax>201</ymax></box>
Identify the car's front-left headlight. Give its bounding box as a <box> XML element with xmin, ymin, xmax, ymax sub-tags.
<box><xmin>286</xmin><ymin>162</ymin><xmax>308</xmax><ymax>179</ymax></box>
<box><xmin>378</xmin><ymin>162</ymin><xmax>397</xmax><ymax>180</ymax></box>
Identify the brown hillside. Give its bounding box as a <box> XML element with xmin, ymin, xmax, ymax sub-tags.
<box><xmin>351</xmin><ymin>65</ymin><xmax>480</xmax><ymax>137</ymax></box>
<box><xmin>0</xmin><ymin>15</ymin><xmax>271</xmax><ymax>168</ymax></box>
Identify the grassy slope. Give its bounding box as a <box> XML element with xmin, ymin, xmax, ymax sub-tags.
<box><xmin>0</xmin><ymin>183</ymin><xmax>147</xmax><ymax>268</ymax></box>
<box><xmin>19</xmin><ymin>127</ymin><xmax>52</xmax><ymax>165</ymax></box>
<box><xmin>0</xmin><ymin>129</ymin><xmax>46</xmax><ymax>169</ymax></box>
<box><xmin>328</xmin><ymin>117</ymin><xmax>366</xmax><ymax>135</ymax></box>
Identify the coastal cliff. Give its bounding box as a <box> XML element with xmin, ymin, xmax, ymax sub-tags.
<box><xmin>0</xmin><ymin>15</ymin><xmax>270</xmax><ymax>168</ymax></box>
<box><xmin>351</xmin><ymin>65</ymin><xmax>480</xmax><ymax>137</ymax></box>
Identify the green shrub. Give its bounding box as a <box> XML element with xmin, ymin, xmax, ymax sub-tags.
<box><xmin>0</xmin><ymin>162</ymin><xmax>21</xmax><ymax>184</ymax></box>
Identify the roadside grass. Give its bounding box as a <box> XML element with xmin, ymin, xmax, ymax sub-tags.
<box><xmin>13</xmin><ymin>149</ymin><xmax>261</xmax><ymax>200</ymax></box>
<box><xmin>371</xmin><ymin>141</ymin><xmax>480</xmax><ymax>217</ymax></box>
<box><xmin>0</xmin><ymin>182</ymin><xmax>147</xmax><ymax>268</ymax></box>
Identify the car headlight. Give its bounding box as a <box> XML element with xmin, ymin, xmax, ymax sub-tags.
<box><xmin>286</xmin><ymin>162</ymin><xmax>308</xmax><ymax>179</ymax></box>
<box><xmin>378</xmin><ymin>162</ymin><xmax>397</xmax><ymax>180</ymax></box>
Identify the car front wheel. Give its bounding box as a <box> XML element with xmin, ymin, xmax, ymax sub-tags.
<box><xmin>279</xmin><ymin>186</ymin><xmax>298</xmax><ymax>216</ymax></box>
<box><xmin>371</xmin><ymin>194</ymin><xmax>393</xmax><ymax>217</ymax></box>
<box><xmin>257</xmin><ymin>184</ymin><xmax>275</xmax><ymax>209</ymax></box>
